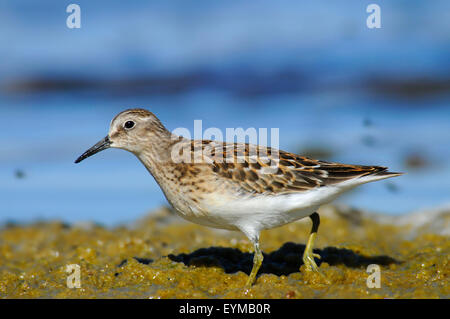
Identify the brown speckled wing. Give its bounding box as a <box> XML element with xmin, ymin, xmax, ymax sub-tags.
<box><xmin>196</xmin><ymin>141</ymin><xmax>393</xmax><ymax>195</ymax></box>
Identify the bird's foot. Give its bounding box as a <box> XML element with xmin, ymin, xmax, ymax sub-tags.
<box><xmin>302</xmin><ymin>251</ymin><xmax>321</xmax><ymax>272</ymax></box>
<box><xmin>301</xmin><ymin>246</ymin><xmax>330</xmax><ymax>284</ymax></box>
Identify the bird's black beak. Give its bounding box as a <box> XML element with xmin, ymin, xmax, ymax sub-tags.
<box><xmin>74</xmin><ymin>136</ymin><xmax>111</xmax><ymax>164</ymax></box>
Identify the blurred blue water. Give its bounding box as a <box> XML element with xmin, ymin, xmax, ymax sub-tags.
<box><xmin>0</xmin><ymin>1</ymin><xmax>449</xmax><ymax>225</ymax></box>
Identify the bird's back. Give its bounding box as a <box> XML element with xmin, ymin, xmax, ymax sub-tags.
<box><xmin>173</xmin><ymin>139</ymin><xmax>402</xmax><ymax>196</ymax></box>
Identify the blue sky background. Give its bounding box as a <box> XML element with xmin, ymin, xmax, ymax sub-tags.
<box><xmin>0</xmin><ymin>1</ymin><xmax>449</xmax><ymax>225</ymax></box>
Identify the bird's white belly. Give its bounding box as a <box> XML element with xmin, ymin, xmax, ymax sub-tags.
<box><xmin>187</xmin><ymin>185</ymin><xmax>346</xmax><ymax>232</ymax></box>
<box><xmin>173</xmin><ymin>175</ymin><xmax>383</xmax><ymax>233</ymax></box>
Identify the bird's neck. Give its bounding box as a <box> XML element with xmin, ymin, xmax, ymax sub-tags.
<box><xmin>135</xmin><ymin>132</ymin><xmax>187</xmax><ymax>181</ymax></box>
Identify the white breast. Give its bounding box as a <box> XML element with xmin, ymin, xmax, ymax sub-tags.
<box><xmin>188</xmin><ymin>185</ymin><xmax>340</xmax><ymax>232</ymax></box>
<box><xmin>175</xmin><ymin>173</ymin><xmax>392</xmax><ymax>233</ymax></box>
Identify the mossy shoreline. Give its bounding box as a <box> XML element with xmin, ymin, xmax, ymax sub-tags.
<box><xmin>0</xmin><ymin>205</ymin><xmax>448</xmax><ymax>298</ymax></box>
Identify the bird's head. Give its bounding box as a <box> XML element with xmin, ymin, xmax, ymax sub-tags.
<box><xmin>75</xmin><ymin>108</ymin><xmax>168</xmax><ymax>163</ymax></box>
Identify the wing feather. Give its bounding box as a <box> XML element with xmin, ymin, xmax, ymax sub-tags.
<box><xmin>186</xmin><ymin>140</ymin><xmax>400</xmax><ymax>195</ymax></box>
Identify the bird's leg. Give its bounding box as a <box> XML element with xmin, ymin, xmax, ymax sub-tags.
<box><xmin>302</xmin><ymin>212</ymin><xmax>322</xmax><ymax>272</ymax></box>
<box><xmin>246</xmin><ymin>241</ymin><xmax>263</xmax><ymax>287</ymax></box>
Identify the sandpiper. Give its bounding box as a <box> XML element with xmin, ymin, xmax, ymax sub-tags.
<box><xmin>75</xmin><ymin>108</ymin><xmax>402</xmax><ymax>286</ymax></box>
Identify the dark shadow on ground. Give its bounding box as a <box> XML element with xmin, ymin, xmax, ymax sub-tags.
<box><xmin>166</xmin><ymin>242</ymin><xmax>401</xmax><ymax>276</ymax></box>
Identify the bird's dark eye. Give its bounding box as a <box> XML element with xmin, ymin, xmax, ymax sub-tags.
<box><xmin>124</xmin><ymin>121</ymin><xmax>135</xmax><ymax>129</ymax></box>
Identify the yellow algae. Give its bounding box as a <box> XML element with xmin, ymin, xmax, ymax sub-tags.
<box><xmin>0</xmin><ymin>206</ymin><xmax>448</xmax><ymax>298</ymax></box>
